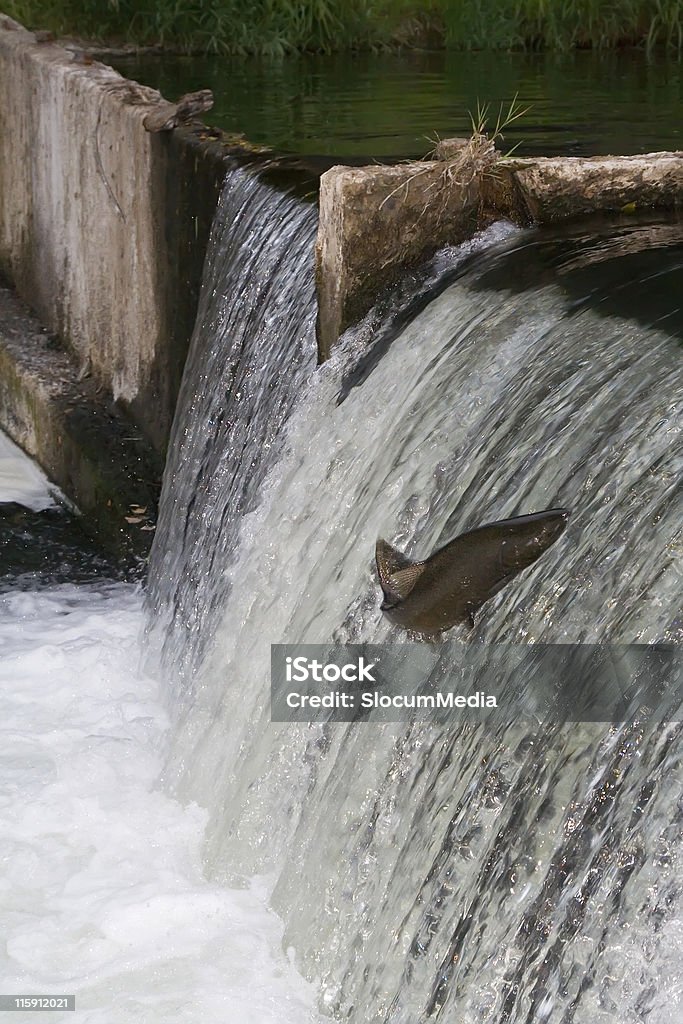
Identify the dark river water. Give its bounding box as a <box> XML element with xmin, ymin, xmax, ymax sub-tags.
<box><xmin>114</xmin><ymin>49</ymin><xmax>682</xmax><ymax>159</ymax></box>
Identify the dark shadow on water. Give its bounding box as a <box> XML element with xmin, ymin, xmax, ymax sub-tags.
<box><xmin>337</xmin><ymin>214</ymin><xmax>683</xmax><ymax>403</ymax></box>
<box><xmin>0</xmin><ymin>502</ymin><xmax>132</xmax><ymax>591</ymax></box>
<box><xmin>473</xmin><ymin>215</ymin><xmax>683</xmax><ymax>339</ymax></box>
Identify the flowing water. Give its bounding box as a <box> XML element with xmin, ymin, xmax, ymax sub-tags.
<box><xmin>0</xmin><ymin>431</ymin><xmax>57</xmax><ymax>512</ymax></box>
<box><xmin>147</xmin><ymin>170</ymin><xmax>318</xmax><ymax>688</ymax></box>
<box><xmin>146</xmin><ymin>162</ymin><xmax>683</xmax><ymax>1023</ymax></box>
<box><xmin>0</xmin><ymin>440</ymin><xmax>324</xmax><ymax>1016</ymax></box>
<box><xmin>2</xmin><ymin>155</ymin><xmax>681</xmax><ymax>1020</ymax></box>
<box><xmin>0</xmin><ymin>583</ymin><xmax>322</xmax><ymax>1024</ymax></box>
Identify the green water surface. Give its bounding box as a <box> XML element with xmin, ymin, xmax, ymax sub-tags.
<box><xmin>114</xmin><ymin>49</ymin><xmax>682</xmax><ymax>158</ymax></box>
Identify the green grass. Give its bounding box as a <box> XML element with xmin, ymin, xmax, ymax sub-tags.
<box><xmin>3</xmin><ymin>0</ymin><xmax>682</xmax><ymax>53</ymax></box>
<box><xmin>2</xmin><ymin>0</ymin><xmax>394</xmax><ymax>53</ymax></box>
<box><xmin>440</xmin><ymin>0</ymin><xmax>683</xmax><ymax>51</ymax></box>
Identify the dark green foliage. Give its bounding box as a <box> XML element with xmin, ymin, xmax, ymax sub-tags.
<box><xmin>3</xmin><ymin>0</ymin><xmax>396</xmax><ymax>52</ymax></box>
<box><xmin>3</xmin><ymin>0</ymin><xmax>682</xmax><ymax>52</ymax></box>
<box><xmin>440</xmin><ymin>0</ymin><xmax>683</xmax><ymax>51</ymax></box>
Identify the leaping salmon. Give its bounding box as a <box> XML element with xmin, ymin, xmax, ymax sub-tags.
<box><xmin>376</xmin><ymin>508</ymin><xmax>569</xmax><ymax>636</ymax></box>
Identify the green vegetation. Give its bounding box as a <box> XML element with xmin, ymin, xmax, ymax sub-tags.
<box><xmin>4</xmin><ymin>0</ymin><xmax>389</xmax><ymax>52</ymax></box>
<box><xmin>3</xmin><ymin>0</ymin><xmax>682</xmax><ymax>54</ymax></box>
<box><xmin>441</xmin><ymin>0</ymin><xmax>683</xmax><ymax>51</ymax></box>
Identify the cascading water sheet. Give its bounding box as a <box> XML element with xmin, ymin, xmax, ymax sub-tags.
<box><xmin>149</xmin><ymin>203</ymin><xmax>682</xmax><ymax>1024</ymax></box>
<box><xmin>147</xmin><ymin>168</ymin><xmax>319</xmax><ymax>688</ymax></box>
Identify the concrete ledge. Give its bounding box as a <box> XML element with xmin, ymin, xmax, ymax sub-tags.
<box><xmin>0</xmin><ymin>15</ymin><xmax>343</xmax><ymax>456</ymax></box>
<box><xmin>486</xmin><ymin>152</ymin><xmax>683</xmax><ymax>223</ymax></box>
<box><xmin>0</xmin><ymin>12</ymin><xmax>346</xmax><ymax>536</ymax></box>
<box><xmin>316</xmin><ymin>146</ymin><xmax>683</xmax><ymax>359</ymax></box>
<box><xmin>0</xmin><ymin>281</ymin><xmax>163</xmax><ymax>562</ymax></box>
<box><xmin>0</xmin><ymin>15</ymin><xmax>238</xmax><ymax>453</ymax></box>
<box><xmin>316</xmin><ymin>136</ymin><xmax>497</xmax><ymax>361</ymax></box>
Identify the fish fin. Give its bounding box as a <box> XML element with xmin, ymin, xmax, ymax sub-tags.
<box><xmin>387</xmin><ymin>563</ymin><xmax>425</xmax><ymax>601</ymax></box>
<box><xmin>376</xmin><ymin>539</ymin><xmax>413</xmax><ymax>582</ymax></box>
<box><xmin>375</xmin><ymin>539</ymin><xmax>424</xmax><ymax>606</ymax></box>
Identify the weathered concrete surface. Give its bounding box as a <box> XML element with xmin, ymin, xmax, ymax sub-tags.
<box><xmin>316</xmin><ymin>144</ymin><xmax>683</xmax><ymax>359</ymax></box>
<box><xmin>0</xmin><ymin>15</ymin><xmax>233</xmax><ymax>453</ymax></box>
<box><xmin>485</xmin><ymin>152</ymin><xmax>683</xmax><ymax>224</ymax></box>
<box><xmin>0</xmin><ymin>15</ymin><xmax>339</xmax><ymax>456</ymax></box>
<box><xmin>0</xmin><ymin>280</ymin><xmax>163</xmax><ymax>562</ymax></box>
<box><xmin>316</xmin><ymin>136</ymin><xmax>496</xmax><ymax>361</ymax></box>
<box><xmin>1</xmin><ymin>17</ymin><xmax>165</xmax><ymax>442</ymax></box>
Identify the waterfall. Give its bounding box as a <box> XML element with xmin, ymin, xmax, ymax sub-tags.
<box><xmin>147</xmin><ymin>168</ymin><xmax>318</xmax><ymax>687</ymax></box>
<box><xmin>147</xmin><ymin>177</ymin><xmax>683</xmax><ymax>1024</ymax></box>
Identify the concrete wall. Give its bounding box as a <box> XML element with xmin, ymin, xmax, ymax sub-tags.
<box><xmin>3</xmin><ymin>10</ymin><xmax>680</xmax><ymax>461</ymax></box>
<box><xmin>0</xmin><ymin>14</ymin><xmax>227</xmax><ymax>453</ymax></box>
<box><xmin>315</xmin><ymin>156</ymin><xmax>486</xmax><ymax>361</ymax></box>
<box><xmin>0</xmin><ymin>279</ymin><xmax>163</xmax><ymax>561</ymax></box>
<box><xmin>316</xmin><ymin>146</ymin><xmax>683</xmax><ymax>359</ymax></box>
<box><xmin>0</xmin><ymin>13</ymin><xmax>328</xmax><ymax>547</ymax></box>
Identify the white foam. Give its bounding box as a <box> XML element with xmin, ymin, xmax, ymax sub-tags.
<box><xmin>0</xmin><ymin>430</ymin><xmax>58</xmax><ymax>510</ymax></box>
<box><xmin>0</xmin><ymin>584</ymin><xmax>324</xmax><ymax>1023</ymax></box>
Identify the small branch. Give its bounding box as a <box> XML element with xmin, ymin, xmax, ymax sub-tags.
<box><xmin>94</xmin><ymin>108</ymin><xmax>125</xmax><ymax>223</ymax></box>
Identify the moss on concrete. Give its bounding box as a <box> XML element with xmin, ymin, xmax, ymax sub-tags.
<box><xmin>0</xmin><ymin>281</ymin><xmax>164</xmax><ymax>565</ymax></box>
